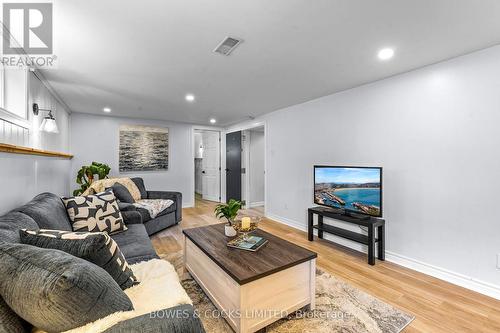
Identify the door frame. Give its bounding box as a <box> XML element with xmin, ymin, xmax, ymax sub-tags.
<box><xmin>223</xmin><ymin>120</ymin><xmax>267</xmax><ymax>215</ymax></box>
<box><xmin>191</xmin><ymin>126</ymin><xmax>223</xmax><ymax>206</ymax></box>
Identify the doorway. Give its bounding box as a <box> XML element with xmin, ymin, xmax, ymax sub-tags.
<box><xmin>225</xmin><ymin>125</ymin><xmax>265</xmax><ymax>211</ymax></box>
<box><xmin>194</xmin><ymin>129</ymin><xmax>221</xmax><ymax>202</ymax></box>
<box><xmin>225</xmin><ymin>131</ymin><xmax>242</xmax><ymax>202</ymax></box>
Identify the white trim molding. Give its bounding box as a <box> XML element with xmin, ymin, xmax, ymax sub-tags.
<box><xmin>266</xmin><ymin>213</ymin><xmax>307</xmax><ymax>232</ymax></box>
<box><xmin>183</xmin><ymin>201</ymin><xmax>195</xmax><ymax>209</ymax></box>
<box><xmin>249</xmin><ymin>201</ymin><xmax>265</xmax><ymax>208</ymax></box>
<box><xmin>266</xmin><ymin>212</ymin><xmax>500</xmax><ymax>301</ymax></box>
<box><xmin>385</xmin><ymin>251</ymin><xmax>500</xmax><ymax>300</ymax></box>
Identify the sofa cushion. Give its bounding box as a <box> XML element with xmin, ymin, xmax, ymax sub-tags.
<box><xmin>0</xmin><ymin>212</ymin><xmax>38</xmax><ymax>243</ymax></box>
<box><xmin>109</xmin><ymin>183</ymin><xmax>135</xmax><ymax>204</ymax></box>
<box><xmin>147</xmin><ymin>191</ymin><xmax>182</xmax><ymax>222</ymax></box>
<box><xmin>158</xmin><ymin>201</ymin><xmax>177</xmax><ymax>216</ymax></box>
<box><xmin>63</xmin><ymin>190</ymin><xmax>127</xmax><ymax>235</ymax></box>
<box><xmin>136</xmin><ymin>207</ymin><xmax>152</xmax><ymax>223</ymax></box>
<box><xmin>121</xmin><ymin>210</ymin><xmax>143</xmax><ymax>225</ymax></box>
<box><xmin>61</xmin><ymin>259</ymin><xmax>194</xmax><ymax>333</ymax></box>
<box><xmin>0</xmin><ymin>242</ymin><xmax>133</xmax><ymax>332</ymax></box>
<box><xmin>20</xmin><ymin>229</ymin><xmax>139</xmax><ymax>290</ymax></box>
<box><xmin>0</xmin><ymin>213</ymin><xmax>39</xmax><ymax>333</ymax></box>
<box><xmin>12</xmin><ymin>193</ymin><xmax>72</xmax><ymax>231</ymax></box>
<box><xmin>0</xmin><ymin>296</ymin><xmax>28</xmax><ymax>333</ymax></box>
<box><xmin>133</xmin><ymin>199</ymin><xmax>174</xmax><ymax>220</ymax></box>
<box><xmin>111</xmin><ymin>224</ymin><xmax>158</xmax><ymax>264</ymax></box>
<box><xmin>118</xmin><ymin>202</ymin><xmax>136</xmax><ymax>212</ymax></box>
<box><xmin>103</xmin><ymin>304</ymin><xmax>205</xmax><ymax>333</ymax></box>
<box><xmin>131</xmin><ymin>177</ymin><xmax>148</xmax><ymax>199</ymax></box>
<box><xmin>144</xmin><ymin>213</ymin><xmax>177</xmax><ymax>236</ymax></box>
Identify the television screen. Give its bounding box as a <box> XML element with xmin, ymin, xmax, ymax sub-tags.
<box><xmin>314</xmin><ymin>166</ymin><xmax>382</xmax><ymax>217</ymax></box>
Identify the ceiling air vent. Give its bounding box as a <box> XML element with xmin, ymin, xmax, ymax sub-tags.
<box><xmin>213</xmin><ymin>37</ymin><xmax>242</xmax><ymax>56</ymax></box>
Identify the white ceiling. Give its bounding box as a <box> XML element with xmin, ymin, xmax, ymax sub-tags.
<box><xmin>43</xmin><ymin>0</ymin><xmax>500</xmax><ymax>125</ymax></box>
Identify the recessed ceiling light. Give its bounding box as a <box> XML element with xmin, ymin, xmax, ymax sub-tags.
<box><xmin>377</xmin><ymin>48</ymin><xmax>394</xmax><ymax>61</ymax></box>
<box><xmin>210</xmin><ymin>118</ymin><xmax>216</xmax><ymax>124</ymax></box>
<box><xmin>103</xmin><ymin>107</ymin><xmax>111</xmax><ymax>113</ymax></box>
<box><xmin>185</xmin><ymin>94</ymin><xmax>195</xmax><ymax>102</ymax></box>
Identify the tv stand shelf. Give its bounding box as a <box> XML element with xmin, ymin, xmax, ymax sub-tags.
<box><xmin>312</xmin><ymin>225</ymin><xmax>376</xmax><ymax>245</ymax></box>
<box><xmin>308</xmin><ymin>206</ymin><xmax>385</xmax><ymax>265</ymax></box>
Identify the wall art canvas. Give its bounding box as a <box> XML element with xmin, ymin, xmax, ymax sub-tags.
<box><xmin>119</xmin><ymin>125</ymin><xmax>168</xmax><ymax>172</ymax></box>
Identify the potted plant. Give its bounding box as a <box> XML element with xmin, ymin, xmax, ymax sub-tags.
<box><xmin>73</xmin><ymin>162</ymin><xmax>111</xmax><ymax>196</ymax></box>
<box><xmin>214</xmin><ymin>199</ymin><xmax>242</xmax><ymax>236</ymax></box>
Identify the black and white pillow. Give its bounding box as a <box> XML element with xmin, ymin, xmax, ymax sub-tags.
<box><xmin>62</xmin><ymin>190</ymin><xmax>127</xmax><ymax>234</ymax></box>
<box><xmin>20</xmin><ymin>229</ymin><xmax>139</xmax><ymax>290</ymax></box>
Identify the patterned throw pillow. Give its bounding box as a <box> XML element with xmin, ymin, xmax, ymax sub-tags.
<box><xmin>20</xmin><ymin>229</ymin><xmax>139</xmax><ymax>290</ymax></box>
<box><xmin>63</xmin><ymin>190</ymin><xmax>127</xmax><ymax>234</ymax></box>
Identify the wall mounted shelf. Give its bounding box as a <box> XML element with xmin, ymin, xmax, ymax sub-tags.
<box><xmin>0</xmin><ymin>143</ymin><xmax>73</xmax><ymax>159</ymax></box>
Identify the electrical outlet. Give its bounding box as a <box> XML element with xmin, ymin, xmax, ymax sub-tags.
<box><xmin>497</xmin><ymin>254</ymin><xmax>500</xmax><ymax>269</ymax></box>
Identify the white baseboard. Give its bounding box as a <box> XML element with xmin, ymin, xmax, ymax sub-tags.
<box><xmin>266</xmin><ymin>213</ymin><xmax>307</xmax><ymax>232</ymax></box>
<box><xmin>266</xmin><ymin>212</ymin><xmax>500</xmax><ymax>301</ymax></box>
<box><xmin>183</xmin><ymin>201</ymin><xmax>195</xmax><ymax>208</ymax></box>
<box><xmin>249</xmin><ymin>201</ymin><xmax>265</xmax><ymax>208</ymax></box>
<box><xmin>385</xmin><ymin>251</ymin><xmax>500</xmax><ymax>300</ymax></box>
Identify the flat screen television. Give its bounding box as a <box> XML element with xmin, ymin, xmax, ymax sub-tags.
<box><xmin>314</xmin><ymin>166</ymin><xmax>382</xmax><ymax>217</ymax></box>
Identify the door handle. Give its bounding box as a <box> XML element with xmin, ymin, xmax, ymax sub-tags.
<box><xmin>225</xmin><ymin>168</ymin><xmax>230</xmax><ymax>172</ymax></box>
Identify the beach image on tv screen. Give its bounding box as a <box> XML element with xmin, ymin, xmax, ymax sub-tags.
<box><xmin>315</xmin><ymin>167</ymin><xmax>381</xmax><ymax>216</ymax></box>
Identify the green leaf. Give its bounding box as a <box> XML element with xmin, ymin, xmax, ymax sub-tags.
<box><xmin>214</xmin><ymin>200</ymin><xmax>242</xmax><ymax>221</ymax></box>
<box><xmin>73</xmin><ymin>161</ymin><xmax>111</xmax><ymax>196</ymax></box>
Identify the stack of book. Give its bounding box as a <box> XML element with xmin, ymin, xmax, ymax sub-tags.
<box><xmin>227</xmin><ymin>235</ymin><xmax>268</xmax><ymax>252</ymax></box>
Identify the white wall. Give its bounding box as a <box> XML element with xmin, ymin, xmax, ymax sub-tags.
<box><xmin>70</xmin><ymin>113</ymin><xmax>195</xmax><ymax>207</ymax></box>
<box><xmin>249</xmin><ymin>130</ymin><xmax>265</xmax><ymax>205</ymax></box>
<box><xmin>0</xmin><ymin>72</ymin><xmax>71</xmax><ymax>214</ymax></box>
<box><xmin>228</xmin><ymin>45</ymin><xmax>500</xmax><ymax>298</ymax></box>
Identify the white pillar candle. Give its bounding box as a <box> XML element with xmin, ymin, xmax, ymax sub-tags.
<box><xmin>241</xmin><ymin>217</ymin><xmax>251</xmax><ymax>230</ymax></box>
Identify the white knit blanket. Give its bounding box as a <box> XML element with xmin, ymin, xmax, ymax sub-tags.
<box><xmin>35</xmin><ymin>259</ymin><xmax>192</xmax><ymax>333</ymax></box>
<box><xmin>133</xmin><ymin>199</ymin><xmax>174</xmax><ymax>219</ymax></box>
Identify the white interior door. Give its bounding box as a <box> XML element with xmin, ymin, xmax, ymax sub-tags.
<box><xmin>202</xmin><ymin>131</ymin><xmax>221</xmax><ymax>202</ymax></box>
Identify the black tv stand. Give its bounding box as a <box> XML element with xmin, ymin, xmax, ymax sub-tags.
<box><xmin>307</xmin><ymin>206</ymin><xmax>385</xmax><ymax>265</ymax></box>
<box><xmin>341</xmin><ymin>210</ymin><xmax>371</xmax><ymax>220</ymax></box>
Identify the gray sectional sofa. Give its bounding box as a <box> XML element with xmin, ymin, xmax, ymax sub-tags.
<box><xmin>0</xmin><ymin>192</ymin><xmax>205</xmax><ymax>333</ymax></box>
<box><xmin>121</xmin><ymin>177</ymin><xmax>183</xmax><ymax>236</ymax></box>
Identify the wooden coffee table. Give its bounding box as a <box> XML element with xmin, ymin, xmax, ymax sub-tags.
<box><xmin>183</xmin><ymin>224</ymin><xmax>317</xmax><ymax>333</ymax></box>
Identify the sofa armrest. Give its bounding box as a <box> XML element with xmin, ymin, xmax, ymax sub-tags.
<box><xmin>121</xmin><ymin>210</ymin><xmax>142</xmax><ymax>225</ymax></box>
<box><xmin>147</xmin><ymin>191</ymin><xmax>182</xmax><ymax>222</ymax></box>
<box><xmin>103</xmin><ymin>304</ymin><xmax>205</xmax><ymax>333</ymax></box>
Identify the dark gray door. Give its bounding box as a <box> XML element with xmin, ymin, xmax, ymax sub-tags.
<box><xmin>226</xmin><ymin>131</ymin><xmax>241</xmax><ymax>202</ymax></box>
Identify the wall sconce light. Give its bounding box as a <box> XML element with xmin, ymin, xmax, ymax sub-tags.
<box><xmin>33</xmin><ymin>103</ymin><xmax>59</xmax><ymax>133</ymax></box>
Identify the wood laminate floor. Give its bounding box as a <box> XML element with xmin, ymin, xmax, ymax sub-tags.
<box><xmin>151</xmin><ymin>198</ymin><xmax>500</xmax><ymax>333</ymax></box>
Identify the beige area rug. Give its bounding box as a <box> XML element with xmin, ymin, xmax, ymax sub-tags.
<box><xmin>163</xmin><ymin>251</ymin><xmax>414</xmax><ymax>333</ymax></box>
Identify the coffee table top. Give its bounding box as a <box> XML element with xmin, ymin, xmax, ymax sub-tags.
<box><xmin>183</xmin><ymin>223</ymin><xmax>317</xmax><ymax>285</ymax></box>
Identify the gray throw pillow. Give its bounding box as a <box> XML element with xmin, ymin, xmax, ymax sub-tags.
<box><xmin>20</xmin><ymin>229</ymin><xmax>139</xmax><ymax>290</ymax></box>
<box><xmin>131</xmin><ymin>177</ymin><xmax>148</xmax><ymax>199</ymax></box>
<box><xmin>108</xmin><ymin>183</ymin><xmax>135</xmax><ymax>203</ymax></box>
<box><xmin>62</xmin><ymin>190</ymin><xmax>127</xmax><ymax>234</ymax></box>
<box><xmin>0</xmin><ymin>296</ymin><xmax>27</xmax><ymax>333</ymax></box>
<box><xmin>0</xmin><ymin>242</ymin><xmax>133</xmax><ymax>332</ymax></box>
